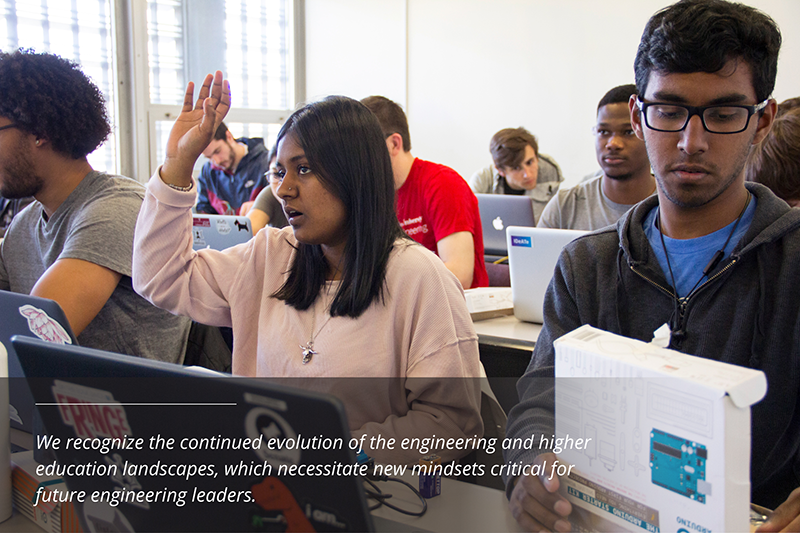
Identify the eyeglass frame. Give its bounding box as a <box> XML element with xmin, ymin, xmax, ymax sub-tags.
<box><xmin>264</xmin><ymin>168</ymin><xmax>283</xmax><ymax>184</ymax></box>
<box><xmin>0</xmin><ymin>124</ymin><xmax>18</xmax><ymax>133</ymax></box>
<box><xmin>635</xmin><ymin>97</ymin><xmax>770</xmax><ymax>135</ymax></box>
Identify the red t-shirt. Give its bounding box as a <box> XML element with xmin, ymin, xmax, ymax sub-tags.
<box><xmin>396</xmin><ymin>158</ymin><xmax>488</xmax><ymax>288</ymax></box>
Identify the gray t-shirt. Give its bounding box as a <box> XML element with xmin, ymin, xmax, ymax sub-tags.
<box><xmin>537</xmin><ymin>175</ymin><xmax>644</xmax><ymax>231</ymax></box>
<box><xmin>0</xmin><ymin>171</ymin><xmax>190</xmax><ymax>362</ymax></box>
<box><xmin>251</xmin><ymin>186</ymin><xmax>288</xmax><ymax>228</ymax></box>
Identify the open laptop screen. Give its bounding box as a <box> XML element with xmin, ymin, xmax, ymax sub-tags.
<box><xmin>13</xmin><ymin>336</ymin><xmax>375</xmax><ymax>533</ymax></box>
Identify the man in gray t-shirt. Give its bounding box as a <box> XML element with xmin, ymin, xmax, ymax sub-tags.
<box><xmin>538</xmin><ymin>85</ymin><xmax>655</xmax><ymax>230</ymax></box>
<box><xmin>0</xmin><ymin>50</ymin><xmax>190</xmax><ymax>363</ymax></box>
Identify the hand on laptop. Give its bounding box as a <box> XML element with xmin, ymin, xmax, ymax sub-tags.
<box><xmin>162</xmin><ymin>70</ymin><xmax>231</xmax><ymax>188</ymax></box>
<box><xmin>508</xmin><ymin>452</ymin><xmax>572</xmax><ymax>532</ymax></box>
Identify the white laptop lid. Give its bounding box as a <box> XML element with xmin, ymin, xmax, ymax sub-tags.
<box><xmin>476</xmin><ymin>194</ymin><xmax>535</xmax><ymax>256</ymax></box>
<box><xmin>507</xmin><ymin>226</ymin><xmax>588</xmax><ymax>323</ymax></box>
<box><xmin>192</xmin><ymin>214</ymin><xmax>252</xmax><ymax>250</ymax></box>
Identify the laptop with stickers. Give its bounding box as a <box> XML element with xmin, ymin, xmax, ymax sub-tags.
<box><xmin>506</xmin><ymin>226</ymin><xmax>588</xmax><ymax>323</ymax></box>
<box><xmin>475</xmin><ymin>194</ymin><xmax>536</xmax><ymax>257</ymax></box>
<box><xmin>0</xmin><ymin>290</ymin><xmax>78</xmax><ymax>433</ymax></box>
<box><xmin>192</xmin><ymin>214</ymin><xmax>253</xmax><ymax>250</ymax></box>
<box><xmin>12</xmin><ymin>336</ymin><xmax>375</xmax><ymax>533</ymax></box>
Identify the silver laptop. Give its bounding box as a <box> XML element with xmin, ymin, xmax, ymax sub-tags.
<box><xmin>0</xmin><ymin>290</ymin><xmax>77</xmax><ymax>433</ymax></box>
<box><xmin>507</xmin><ymin>226</ymin><xmax>587</xmax><ymax>323</ymax></box>
<box><xmin>192</xmin><ymin>214</ymin><xmax>252</xmax><ymax>250</ymax></box>
<box><xmin>476</xmin><ymin>194</ymin><xmax>535</xmax><ymax>257</ymax></box>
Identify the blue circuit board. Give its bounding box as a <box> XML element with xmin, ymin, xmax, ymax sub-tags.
<box><xmin>649</xmin><ymin>428</ymin><xmax>707</xmax><ymax>503</ymax></box>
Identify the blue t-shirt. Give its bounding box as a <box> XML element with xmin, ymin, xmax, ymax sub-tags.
<box><xmin>644</xmin><ymin>196</ymin><xmax>757</xmax><ymax>298</ymax></box>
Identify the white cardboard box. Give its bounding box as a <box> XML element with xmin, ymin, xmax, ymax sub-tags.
<box><xmin>554</xmin><ymin>325</ymin><xmax>766</xmax><ymax>533</ymax></box>
<box><xmin>464</xmin><ymin>287</ymin><xmax>513</xmax><ymax>321</ymax></box>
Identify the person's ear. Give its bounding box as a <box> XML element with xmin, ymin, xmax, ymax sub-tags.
<box><xmin>752</xmin><ymin>99</ymin><xmax>778</xmax><ymax>145</ymax></box>
<box><xmin>385</xmin><ymin>133</ymin><xmax>404</xmax><ymax>156</ymax></box>
<box><xmin>629</xmin><ymin>95</ymin><xmax>645</xmax><ymax>141</ymax></box>
<box><xmin>225</xmin><ymin>130</ymin><xmax>236</xmax><ymax>143</ymax></box>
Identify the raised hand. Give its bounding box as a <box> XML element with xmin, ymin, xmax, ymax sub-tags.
<box><xmin>161</xmin><ymin>71</ymin><xmax>231</xmax><ymax>187</ymax></box>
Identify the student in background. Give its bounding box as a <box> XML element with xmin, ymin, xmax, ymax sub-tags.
<box><xmin>538</xmin><ymin>85</ymin><xmax>655</xmax><ymax>230</ymax></box>
<box><xmin>133</xmin><ymin>77</ymin><xmax>482</xmax><ymax>465</ymax></box>
<box><xmin>196</xmin><ymin>122</ymin><xmax>270</xmax><ymax>215</ymax></box>
<box><xmin>777</xmin><ymin>96</ymin><xmax>800</xmax><ymax>117</ymax></box>
<box><xmin>469</xmin><ymin>127</ymin><xmax>563</xmax><ymax>222</ymax></box>
<box><xmin>746</xmin><ymin>108</ymin><xmax>800</xmax><ymax>207</ymax></box>
<box><xmin>504</xmin><ymin>1</ymin><xmax>800</xmax><ymax>530</ymax></box>
<box><xmin>361</xmin><ymin>95</ymin><xmax>488</xmax><ymax>289</ymax></box>
<box><xmin>0</xmin><ymin>50</ymin><xmax>191</xmax><ymax>363</ymax></box>
<box><xmin>247</xmin><ymin>146</ymin><xmax>289</xmax><ymax>233</ymax></box>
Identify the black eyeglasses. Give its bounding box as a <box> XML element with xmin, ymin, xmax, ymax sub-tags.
<box><xmin>0</xmin><ymin>124</ymin><xmax>18</xmax><ymax>133</ymax></box>
<box><xmin>636</xmin><ymin>97</ymin><xmax>769</xmax><ymax>134</ymax></box>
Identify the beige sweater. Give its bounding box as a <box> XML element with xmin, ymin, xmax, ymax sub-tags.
<box><xmin>133</xmin><ymin>173</ymin><xmax>483</xmax><ymax>463</ymax></box>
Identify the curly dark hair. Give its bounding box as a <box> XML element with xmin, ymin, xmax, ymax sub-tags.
<box><xmin>0</xmin><ymin>49</ymin><xmax>110</xmax><ymax>159</ymax></box>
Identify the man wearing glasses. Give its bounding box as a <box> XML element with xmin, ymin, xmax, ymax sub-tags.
<box><xmin>0</xmin><ymin>50</ymin><xmax>191</xmax><ymax>363</ymax></box>
<box><xmin>504</xmin><ymin>1</ymin><xmax>800</xmax><ymax>531</ymax></box>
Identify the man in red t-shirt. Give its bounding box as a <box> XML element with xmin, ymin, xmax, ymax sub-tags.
<box><xmin>361</xmin><ymin>96</ymin><xmax>488</xmax><ymax>289</ymax></box>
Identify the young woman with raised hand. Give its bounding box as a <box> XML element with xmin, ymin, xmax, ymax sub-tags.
<box><xmin>133</xmin><ymin>72</ymin><xmax>482</xmax><ymax>464</ymax></box>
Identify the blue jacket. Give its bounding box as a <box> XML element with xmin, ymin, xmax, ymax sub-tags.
<box><xmin>196</xmin><ymin>138</ymin><xmax>270</xmax><ymax>215</ymax></box>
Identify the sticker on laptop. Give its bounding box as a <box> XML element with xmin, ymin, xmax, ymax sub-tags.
<box><xmin>510</xmin><ymin>235</ymin><xmax>532</xmax><ymax>248</ymax></box>
<box><xmin>52</xmin><ymin>380</ymin><xmax>132</xmax><ymax>440</ymax></box>
<box><xmin>215</xmin><ymin>217</ymin><xmax>232</xmax><ymax>235</ymax></box>
<box><xmin>18</xmin><ymin>304</ymin><xmax>73</xmax><ymax>344</ymax></box>
<box><xmin>246</xmin><ymin>407</ymin><xmax>301</xmax><ymax>467</ymax></box>
<box><xmin>193</xmin><ymin>228</ymin><xmax>207</xmax><ymax>247</ymax></box>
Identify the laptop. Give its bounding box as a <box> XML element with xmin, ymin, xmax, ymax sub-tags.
<box><xmin>192</xmin><ymin>214</ymin><xmax>253</xmax><ymax>250</ymax></box>
<box><xmin>0</xmin><ymin>290</ymin><xmax>78</xmax><ymax>433</ymax></box>
<box><xmin>12</xmin><ymin>336</ymin><xmax>375</xmax><ymax>533</ymax></box>
<box><xmin>476</xmin><ymin>194</ymin><xmax>536</xmax><ymax>257</ymax></box>
<box><xmin>507</xmin><ymin>226</ymin><xmax>588</xmax><ymax>323</ymax></box>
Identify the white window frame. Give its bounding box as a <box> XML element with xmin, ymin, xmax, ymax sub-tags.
<box><xmin>113</xmin><ymin>0</ymin><xmax>305</xmax><ymax>182</ymax></box>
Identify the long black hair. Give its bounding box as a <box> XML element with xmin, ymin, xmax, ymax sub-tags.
<box><xmin>272</xmin><ymin>96</ymin><xmax>406</xmax><ymax>318</ymax></box>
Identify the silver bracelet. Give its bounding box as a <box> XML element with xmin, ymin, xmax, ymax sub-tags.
<box><xmin>165</xmin><ymin>181</ymin><xmax>194</xmax><ymax>192</ymax></box>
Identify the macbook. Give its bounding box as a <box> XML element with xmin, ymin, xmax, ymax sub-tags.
<box><xmin>192</xmin><ymin>214</ymin><xmax>253</xmax><ymax>250</ymax></box>
<box><xmin>507</xmin><ymin>226</ymin><xmax>588</xmax><ymax>323</ymax></box>
<box><xmin>476</xmin><ymin>194</ymin><xmax>536</xmax><ymax>257</ymax></box>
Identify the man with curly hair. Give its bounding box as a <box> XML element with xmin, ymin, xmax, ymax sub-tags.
<box><xmin>0</xmin><ymin>49</ymin><xmax>191</xmax><ymax>363</ymax></box>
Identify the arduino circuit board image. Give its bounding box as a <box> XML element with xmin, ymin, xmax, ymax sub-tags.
<box><xmin>650</xmin><ymin>428</ymin><xmax>709</xmax><ymax>503</ymax></box>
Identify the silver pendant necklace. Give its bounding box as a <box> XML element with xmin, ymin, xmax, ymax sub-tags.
<box><xmin>300</xmin><ymin>305</ymin><xmax>334</xmax><ymax>364</ymax></box>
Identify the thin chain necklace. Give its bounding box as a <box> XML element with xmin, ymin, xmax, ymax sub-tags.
<box><xmin>300</xmin><ymin>309</ymin><xmax>333</xmax><ymax>364</ymax></box>
<box><xmin>657</xmin><ymin>191</ymin><xmax>751</xmax><ymax>306</ymax></box>
<box><xmin>299</xmin><ymin>280</ymin><xmax>338</xmax><ymax>364</ymax></box>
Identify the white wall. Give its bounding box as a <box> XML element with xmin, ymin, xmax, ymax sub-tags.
<box><xmin>305</xmin><ymin>0</ymin><xmax>800</xmax><ymax>188</ymax></box>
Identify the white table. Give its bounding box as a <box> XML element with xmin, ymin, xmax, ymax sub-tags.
<box><xmin>473</xmin><ymin>315</ymin><xmax>541</xmax><ymax>347</ymax></box>
<box><xmin>2</xmin><ymin>476</ymin><xmax>524</xmax><ymax>533</ymax></box>
<box><xmin>370</xmin><ymin>474</ymin><xmax>523</xmax><ymax>532</ymax></box>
